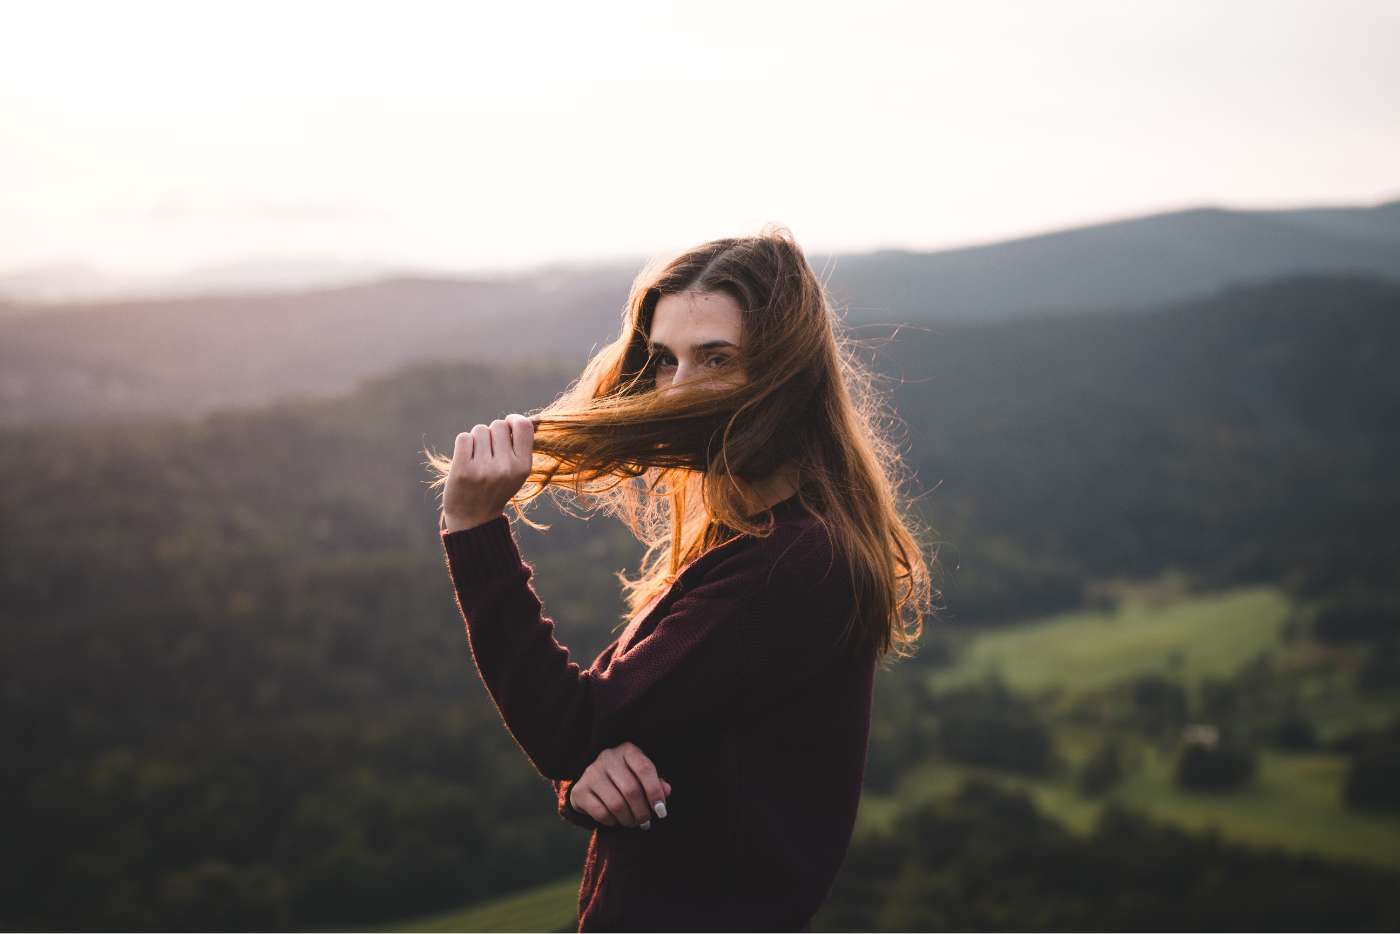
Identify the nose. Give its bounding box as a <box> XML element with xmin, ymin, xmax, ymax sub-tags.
<box><xmin>666</xmin><ymin>366</ymin><xmax>723</xmax><ymax>397</ymax></box>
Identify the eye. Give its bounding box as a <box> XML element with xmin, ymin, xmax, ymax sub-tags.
<box><xmin>651</xmin><ymin>352</ymin><xmax>730</xmax><ymax>370</ymax></box>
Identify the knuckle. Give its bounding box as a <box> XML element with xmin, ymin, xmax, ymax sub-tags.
<box><xmin>606</xmin><ymin>765</ymin><xmax>634</xmax><ymax>791</ymax></box>
<box><xmin>623</xmin><ymin>748</ymin><xmax>656</xmax><ymax>776</ymax></box>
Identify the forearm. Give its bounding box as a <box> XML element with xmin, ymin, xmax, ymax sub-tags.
<box><xmin>442</xmin><ymin>516</ymin><xmax>599</xmax><ymax>781</ymax></box>
<box><xmin>442</xmin><ymin>509</ymin><xmax>501</xmax><ymax>535</ymax></box>
<box><xmin>441</xmin><ymin>512</ymin><xmax>790</xmax><ymax>787</ymax></box>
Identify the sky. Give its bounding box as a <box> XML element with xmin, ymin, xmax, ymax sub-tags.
<box><xmin>1</xmin><ymin>0</ymin><xmax>1397</xmax><ymax>280</ymax></box>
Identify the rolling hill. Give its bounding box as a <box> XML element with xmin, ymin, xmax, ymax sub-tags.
<box><xmin>2</xmin><ymin>198</ymin><xmax>1396</xmax><ymax>429</ymax></box>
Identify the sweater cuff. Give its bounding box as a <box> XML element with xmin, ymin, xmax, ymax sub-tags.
<box><xmin>440</xmin><ymin>515</ymin><xmax>523</xmax><ymax>582</ymax></box>
<box><xmin>557</xmin><ymin>778</ymin><xmax>606</xmax><ymax>831</ymax></box>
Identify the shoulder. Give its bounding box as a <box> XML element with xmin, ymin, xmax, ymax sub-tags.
<box><xmin>679</xmin><ymin>513</ymin><xmax>859</xmax><ymax>665</ymax></box>
<box><xmin>686</xmin><ymin>513</ymin><xmax>848</xmax><ymax>601</ymax></box>
<box><xmin>765</xmin><ymin>514</ymin><xmax>844</xmax><ymax>581</ymax></box>
<box><xmin>745</xmin><ymin>515</ymin><xmax>861</xmax><ymax>663</ymax></box>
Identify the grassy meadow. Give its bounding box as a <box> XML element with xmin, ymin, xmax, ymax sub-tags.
<box><xmin>859</xmin><ymin>576</ymin><xmax>1400</xmax><ymax>871</ymax></box>
<box><xmin>369</xmin><ymin>876</ymin><xmax>577</xmax><ymax>933</ymax></box>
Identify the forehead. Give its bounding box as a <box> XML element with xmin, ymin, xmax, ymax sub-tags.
<box><xmin>649</xmin><ymin>291</ymin><xmax>743</xmax><ymax>345</ymax></box>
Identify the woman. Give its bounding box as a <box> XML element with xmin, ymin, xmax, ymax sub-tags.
<box><xmin>426</xmin><ymin>226</ymin><xmax>937</xmax><ymax>931</ymax></box>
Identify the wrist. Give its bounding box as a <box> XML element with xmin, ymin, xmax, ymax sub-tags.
<box><xmin>443</xmin><ymin>512</ymin><xmax>501</xmax><ymax>534</ymax></box>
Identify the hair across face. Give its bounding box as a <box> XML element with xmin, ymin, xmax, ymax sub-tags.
<box><xmin>425</xmin><ymin>224</ymin><xmax>939</xmax><ymax>664</ymax></box>
<box><xmin>646</xmin><ymin>290</ymin><xmax>747</xmax><ymax>395</ymax></box>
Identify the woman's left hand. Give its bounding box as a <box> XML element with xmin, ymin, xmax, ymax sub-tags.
<box><xmin>443</xmin><ymin>414</ymin><xmax>534</xmax><ymax>532</ymax></box>
<box><xmin>569</xmin><ymin>742</ymin><xmax>672</xmax><ymax>829</ymax></box>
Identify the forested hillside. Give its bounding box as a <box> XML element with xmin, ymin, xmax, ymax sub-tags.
<box><xmin>4</xmin><ymin>200</ymin><xmax>1397</xmax><ymax>430</ymax></box>
<box><xmin>2</xmin><ymin>274</ymin><xmax>1398</xmax><ymax>928</ymax></box>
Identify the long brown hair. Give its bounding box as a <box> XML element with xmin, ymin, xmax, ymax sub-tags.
<box><xmin>424</xmin><ymin>224</ymin><xmax>939</xmax><ymax>666</ymax></box>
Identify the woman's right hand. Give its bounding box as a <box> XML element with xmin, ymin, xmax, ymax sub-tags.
<box><xmin>568</xmin><ymin>742</ymin><xmax>672</xmax><ymax>830</ymax></box>
<box><xmin>442</xmin><ymin>414</ymin><xmax>534</xmax><ymax>533</ymax></box>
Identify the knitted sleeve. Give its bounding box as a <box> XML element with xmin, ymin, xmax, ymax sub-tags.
<box><xmin>440</xmin><ymin>514</ymin><xmax>784</xmax><ymax>784</ymax></box>
<box><xmin>553</xmin><ymin>640</ymin><xmax>616</xmax><ymax>833</ymax></box>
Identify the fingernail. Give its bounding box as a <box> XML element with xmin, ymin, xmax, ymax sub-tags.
<box><xmin>653</xmin><ymin>800</ymin><xmax>668</xmax><ymax>819</ymax></box>
<box><xmin>641</xmin><ymin>820</ymin><xmax>651</xmax><ymax>830</ymax></box>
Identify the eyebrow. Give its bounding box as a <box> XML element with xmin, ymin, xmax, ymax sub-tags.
<box><xmin>645</xmin><ymin>339</ymin><xmax>739</xmax><ymax>353</ymax></box>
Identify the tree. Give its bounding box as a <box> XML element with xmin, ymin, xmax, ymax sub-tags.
<box><xmin>1174</xmin><ymin>734</ymin><xmax>1256</xmax><ymax>792</ymax></box>
<box><xmin>1078</xmin><ymin>736</ymin><xmax>1125</xmax><ymax>796</ymax></box>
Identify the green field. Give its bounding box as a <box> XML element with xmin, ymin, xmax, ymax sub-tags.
<box><xmin>857</xmin><ymin>736</ymin><xmax>1400</xmax><ymax>872</ymax></box>
<box><xmin>863</xmin><ymin>579</ymin><xmax>1400</xmax><ymax>871</ymax></box>
<box><xmin>377</xmin><ymin>875</ymin><xmax>577</xmax><ymax>933</ymax></box>
<box><xmin>925</xmin><ymin>582</ymin><xmax>1294</xmax><ymax>705</ymax></box>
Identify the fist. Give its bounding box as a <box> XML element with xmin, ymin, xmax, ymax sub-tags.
<box><xmin>442</xmin><ymin>414</ymin><xmax>534</xmax><ymax>533</ymax></box>
<box><xmin>568</xmin><ymin>742</ymin><xmax>673</xmax><ymax>830</ymax></box>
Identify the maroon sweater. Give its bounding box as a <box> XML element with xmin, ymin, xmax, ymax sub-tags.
<box><xmin>440</xmin><ymin>494</ymin><xmax>877</xmax><ymax>931</ymax></box>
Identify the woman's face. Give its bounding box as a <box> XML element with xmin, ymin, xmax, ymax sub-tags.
<box><xmin>648</xmin><ymin>290</ymin><xmax>747</xmax><ymax>395</ymax></box>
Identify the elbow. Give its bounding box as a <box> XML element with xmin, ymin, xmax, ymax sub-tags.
<box><xmin>533</xmin><ymin>748</ymin><xmax>589</xmax><ymax>784</ymax></box>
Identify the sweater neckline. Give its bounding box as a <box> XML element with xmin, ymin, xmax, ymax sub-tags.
<box><xmin>748</xmin><ymin>488</ymin><xmax>808</xmax><ymax>521</ymax></box>
<box><xmin>624</xmin><ymin>490</ymin><xmax>812</xmax><ymax>635</ymax></box>
<box><xmin>694</xmin><ymin>490</ymin><xmax>811</xmax><ymax>568</ymax></box>
<box><xmin>774</xmin><ymin>490</ymin><xmax>806</xmax><ymax>512</ymax></box>
<box><xmin>624</xmin><ymin>490</ymin><xmax>811</xmax><ymax>635</ymax></box>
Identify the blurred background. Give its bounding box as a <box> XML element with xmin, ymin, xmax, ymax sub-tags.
<box><xmin>3</xmin><ymin>0</ymin><xmax>1399</xmax><ymax>929</ymax></box>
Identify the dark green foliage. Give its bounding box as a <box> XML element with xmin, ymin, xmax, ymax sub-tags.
<box><xmin>1132</xmin><ymin>675</ymin><xmax>1189</xmax><ymax>737</ymax></box>
<box><xmin>1198</xmin><ymin>676</ymin><xmax>1242</xmax><ymax>722</ymax></box>
<box><xmin>1268</xmin><ymin>713</ymin><xmax>1320</xmax><ymax>751</ymax></box>
<box><xmin>1343</xmin><ymin>720</ymin><xmax>1400</xmax><ymax>813</ymax></box>
<box><xmin>1174</xmin><ymin>738</ymin><xmax>1258</xmax><ymax>792</ymax></box>
<box><xmin>1359</xmin><ymin>637</ymin><xmax>1400</xmax><ymax>694</ymax></box>
<box><xmin>815</xmin><ymin>778</ymin><xmax>1400</xmax><ymax>931</ymax></box>
<box><xmin>890</xmin><ymin>274</ymin><xmax>1400</xmax><ymax>606</ymax></box>
<box><xmin>931</xmin><ymin>678</ymin><xmax>1056</xmax><ymax>774</ymax></box>
<box><xmin>863</xmin><ymin>668</ymin><xmax>940</xmax><ymax>793</ymax></box>
<box><xmin>1077</xmin><ymin>736</ymin><xmax>1126</xmax><ymax>796</ymax></box>
<box><xmin>1344</xmin><ymin>746</ymin><xmax>1400</xmax><ymax>812</ymax></box>
<box><xmin>1312</xmin><ymin>588</ymin><xmax>1400</xmax><ymax>644</ymax></box>
<box><xmin>157</xmin><ymin>862</ymin><xmax>291</xmax><ymax>930</ymax></box>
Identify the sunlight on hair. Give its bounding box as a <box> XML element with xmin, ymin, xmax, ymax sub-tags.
<box><xmin>425</xmin><ymin>224</ymin><xmax>941</xmax><ymax>664</ymax></box>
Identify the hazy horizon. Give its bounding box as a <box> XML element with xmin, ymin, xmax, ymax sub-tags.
<box><xmin>3</xmin><ymin>0</ymin><xmax>1397</xmax><ymax>281</ymax></box>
